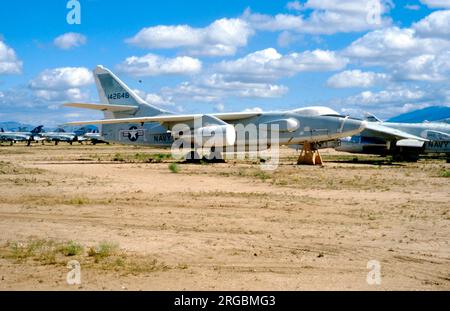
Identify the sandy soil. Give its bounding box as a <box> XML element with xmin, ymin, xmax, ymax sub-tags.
<box><xmin>0</xmin><ymin>144</ymin><xmax>448</xmax><ymax>290</ymax></box>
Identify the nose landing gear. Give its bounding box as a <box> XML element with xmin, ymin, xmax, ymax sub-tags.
<box><xmin>297</xmin><ymin>142</ymin><xmax>323</xmax><ymax>166</ymax></box>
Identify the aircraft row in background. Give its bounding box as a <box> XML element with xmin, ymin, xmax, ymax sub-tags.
<box><xmin>0</xmin><ymin>126</ymin><xmax>108</xmax><ymax>146</ymax></box>
<box><xmin>62</xmin><ymin>66</ymin><xmax>450</xmax><ymax>164</ymax></box>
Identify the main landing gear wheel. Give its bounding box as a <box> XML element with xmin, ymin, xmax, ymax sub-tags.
<box><xmin>184</xmin><ymin>150</ymin><xmax>201</xmax><ymax>163</ymax></box>
<box><xmin>204</xmin><ymin>147</ymin><xmax>225</xmax><ymax>163</ymax></box>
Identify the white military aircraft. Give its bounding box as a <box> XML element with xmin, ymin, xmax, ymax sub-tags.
<box><xmin>0</xmin><ymin>126</ymin><xmax>44</xmax><ymax>146</ymax></box>
<box><xmin>40</xmin><ymin>128</ymin><xmax>78</xmax><ymax>145</ymax></box>
<box><xmin>64</xmin><ymin>66</ymin><xmax>428</xmax><ymax>165</ymax></box>
<box><xmin>336</xmin><ymin>113</ymin><xmax>450</xmax><ymax>161</ymax></box>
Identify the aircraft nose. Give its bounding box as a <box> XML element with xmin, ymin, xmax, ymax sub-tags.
<box><xmin>340</xmin><ymin>118</ymin><xmax>366</xmax><ymax>135</ymax></box>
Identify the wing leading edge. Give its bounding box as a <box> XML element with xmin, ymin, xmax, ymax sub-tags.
<box><xmin>363</xmin><ymin>122</ymin><xmax>428</xmax><ymax>147</ymax></box>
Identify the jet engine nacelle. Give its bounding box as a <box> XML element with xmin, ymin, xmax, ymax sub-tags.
<box><xmin>172</xmin><ymin>124</ymin><xmax>236</xmax><ymax>147</ymax></box>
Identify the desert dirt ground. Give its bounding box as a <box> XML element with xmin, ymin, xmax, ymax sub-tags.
<box><xmin>0</xmin><ymin>143</ymin><xmax>448</xmax><ymax>291</ymax></box>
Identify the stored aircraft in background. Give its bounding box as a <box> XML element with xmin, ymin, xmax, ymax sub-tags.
<box><xmin>81</xmin><ymin>129</ymin><xmax>109</xmax><ymax>145</ymax></box>
<box><xmin>336</xmin><ymin>113</ymin><xmax>450</xmax><ymax>161</ymax></box>
<box><xmin>64</xmin><ymin>66</ymin><xmax>429</xmax><ymax>165</ymax></box>
<box><xmin>0</xmin><ymin>126</ymin><xmax>44</xmax><ymax>146</ymax></box>
<box><xmin>40</xmin><ymin>128</ymin><xmax>78</xmax><ymax>145</ymax></box>
<box><xmin>40</xmin><ymin>127</ymin><xmax>107</xmax><ymax>145</ymax></box>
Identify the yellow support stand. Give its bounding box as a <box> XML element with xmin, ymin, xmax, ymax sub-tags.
<box><xmin>297</xmin><ymin>142</ymin><xmax>323</xmax><ymax>166</ymax></box>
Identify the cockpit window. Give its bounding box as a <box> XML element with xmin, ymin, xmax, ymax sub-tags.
<box><xmin>322</xmin><ymin>114</ymin><xmax>362</xmax><ymax>121</ymax></box>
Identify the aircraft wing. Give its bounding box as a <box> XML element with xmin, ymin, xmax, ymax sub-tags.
<box><xmin>64</xmin><ymin>103</ymin><xmax>139</xmax><ymax>113</ymax></box>
<box><xmin>65</xmin><ymin>112</ymin><xmax>261</xmax><ymax>126</ymax></box>
<box><xmin>422</xmin><ymin>130</ymin><xmax>450</xmax><ymax>141</ymax></box>
<box><xmin>363</xmin><ymin>123</ymin><xmax>429</xmax><ymax>146</ymax></box>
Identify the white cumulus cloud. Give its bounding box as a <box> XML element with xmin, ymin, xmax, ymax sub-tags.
<box><xmin>216</xmin><ymin>48</ymin><xmax>348</xmax><ymax>81</ymax></box>
<box><xmin>133</xmin><ymin>89</ymin><xmax>174</xmax><ymax>107</ymax></box>
<box><xmin>344</xmin><ymin>26</ymin><xmax>450</xmax><ymax>64</ymax></box>
<box><xmin>34</xmin><ymin>88</ymin><xmax>89</xmax><ymax>102</ymax></box>
<box><xmin>29</xmin><ymin>67</ymin><xmax>93</xmax><ymax>102</ymax></box>
<box><xmin>327</xmin><ymin>70</ymin><xmax>390</xmax><ymax>88</ymax></box>
<box><xmin>342</xmin><ymin>12</ymin><xmax>450</xmax><ymax>84</ymax></box>
<box><xmin>393</xmin><ymin>52</ymin><xmax>450</xmax><ymax>81</ymax></box>
<box><xmin>117</xmin><ymin>54</ymin><xmax>202</xmax><ymax>77</ymax></box>
<box><xmin>30</xmin><ymin>67</ymin><xmax>93</xmax><ymax>90</ymax></box>
<box><xmin>162</xmin><ymin>73</ymin><xmax>288</xmax><ymax>103</ymax></box>
<box><xmin>53</xmin><ymin>33</ymin><xmax>87</xmax><ymax>50</ymax></box>
<box><xmin>243</xmin><ymin>0</ymin><xmax>393</xmax><ymax>35</ymax></box>
<box><xmin>0</xmin><ymin>40</ymin><xmax>23</xmax><ymax>74</ymax></box>
<box><xmin>333</xmin><ymin>85</ymin><xmax>450</xmax><ymax>119</ymax></box>
<box><xmin>126</xmin><ymin>18</ymin><xmax>254</xmax><ymax>56</ymax></box>
<box><xmin>419</xmin><ymin>0</ymin><xmax>450</xmax><ymax>8</ymax></box>
<box><xmin>413</xmin><ymin>10</ymin><xmax>450</xmax><ymax>38</ymax></box>
<box><xmin>346</xmin><ymin>88</ymin><xmax>426</xmax><ymax>106</ymax></box>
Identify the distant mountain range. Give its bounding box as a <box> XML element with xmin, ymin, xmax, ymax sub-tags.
<box><xmin>387</xmin><ymin>106</ymin><xmax>450</xmax><ymax>123</ymax></box>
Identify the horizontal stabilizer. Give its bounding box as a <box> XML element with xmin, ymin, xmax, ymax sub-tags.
<box><xmin>64</xmin><ymin>103</ymin><xmax>139</xmax><ymax>113</ymax></box>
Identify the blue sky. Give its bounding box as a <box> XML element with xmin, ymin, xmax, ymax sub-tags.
<box><xmin>0</xmin><ymin>0</ymin><xmax>450</xmax><ymax>126</ymax></box>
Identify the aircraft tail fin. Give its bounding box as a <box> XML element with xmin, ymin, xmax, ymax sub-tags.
<box><xmin>93</xmin><ymin>65</ymin><xmax>166</xmax><ymax>118</ymax></box>
<box><xmin>30</xmin><ymin>125</ymin><xmax>44</xmax><ymax>134</ymax></box>
<box><xmin>364</xmin><ymin>112</ymin><xmax>382</xmax><ymax>122</ymax></box>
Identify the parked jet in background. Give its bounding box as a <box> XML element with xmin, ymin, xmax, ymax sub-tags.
<box><xmin>64</xmin><ymin>66</ymin><xmax>428</xmax><ymax>165</ymax></box>
<box><xmin>336</xmin><ymin>113</ymin><xmax>450</xmax><ymax>161</ymax></box>
<box><xmin>40</xmin><ymin>126</ymin><xmax>102</xmax><ymax>145</ymax></box>
<box><xmin>81</xmin><ymin>129</ymin><xmax>109</xmax><ymax>145</ymax></box>
<box><xmin>0</xmin><ymin>126</ymin><xmax>44</xmax><ymax>146</ymax></box>
<box><xmin>41</xmin><ymin>128</ymin><xmax>78</xmax><ymax>145</ymax></box>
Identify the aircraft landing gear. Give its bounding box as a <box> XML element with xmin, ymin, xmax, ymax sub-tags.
<box><xmin>204</xmin><ymin>146</ymin><xmax>225</xmax><ymax>163</ymax></box>
<box><xmin>185</xmin><ymin>150</ymin><xmax>201</xmax><ymax>163</ymax></box>
<box><xmin>184</xmin><ymin>144</ymin><xmax>201</xmax><ymax>163</ymax></box>
<box><xmin>297</xmin><ymin>142</ymin><xmax>323</xmax><ymax>166</ymax></box>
